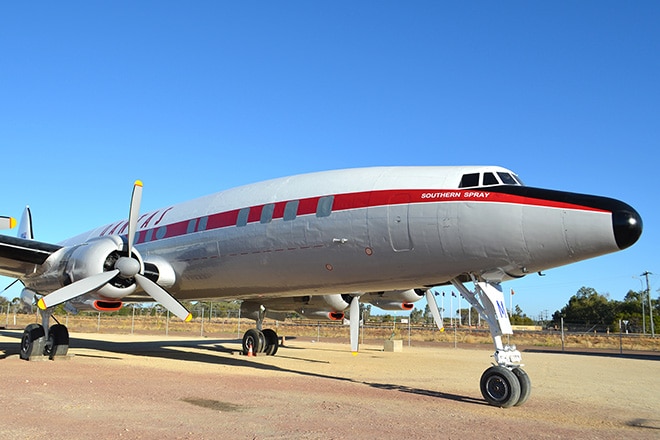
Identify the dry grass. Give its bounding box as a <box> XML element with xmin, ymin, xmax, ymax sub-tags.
<box><xmin>3</xmin><ymin>313</ymin><xmax>659</xmax><ymax>352</ymax></box>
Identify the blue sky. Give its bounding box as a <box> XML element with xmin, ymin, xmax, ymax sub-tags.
<box><xmin>1</xmin><ymin>2</ymin><xmax>658</xmax><ymax>320</ymax></box>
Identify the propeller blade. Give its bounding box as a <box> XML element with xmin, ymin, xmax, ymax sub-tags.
<box><xmin>37</xmin><ymin>270</ymin><xmax>120</xmax><ymax>310</ymax></box>
<box><xmin>425</xmin><ymin>290</ymin><xmax>445</xmax><ymax>331</ymax></box>
<box><xmin>349</xmin><ymin>295</ymin><xmax>360</xmax><ymax>355</ymax></box>
<box><xmin>127</xmin><ymin>180</ymin><xmax>143</xmax><ymax>254</ymax></box>
<box><xmin>0</xmin><ymin>216</ymin><xmax>16</xmax><ymax>230</ymax></box>
<box><xmin>135</xmin><ymin>274</ymin><xmax>192</xmax><ymax>322</ymax></box>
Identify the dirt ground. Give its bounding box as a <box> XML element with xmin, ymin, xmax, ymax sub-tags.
<box><xmin>0</xmin><ymin>330</ymin><xmax>658</xmax><ymax>440</ymax></box>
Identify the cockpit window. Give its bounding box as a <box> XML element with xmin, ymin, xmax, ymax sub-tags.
<box><xmin>497</xmin><ymin>172</ymin><xmax>518</xmax><ymax>185</ymax></box>
<box><xmin>459</xmin><ymin>173</ymin><xmax>480</xmax><ymax>188</ymax></box>
<box><xmin>483</xmin><ymin>172</ymin><xmax>498</xmax><ymax>186</ymax></box>
<box><xmin>459</xmin><ymin>171</ymin><xmax>525</xmax><ymax>188</ymax></box>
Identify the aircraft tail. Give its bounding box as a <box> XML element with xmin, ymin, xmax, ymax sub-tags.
<box><xmin>18</xmin><ymin>206</ymin><xmax>33</xmax><ymax>239</ymax></box>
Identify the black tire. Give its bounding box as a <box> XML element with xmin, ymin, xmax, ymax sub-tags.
<box><xmin>44</xmin><ymin>324</ymin><xmax>70</xmax><ymax>359</ymax></box>
<box><xmin>20</xmin><ymin>324</ymin><xmax>46</xmax><ymax>361</ymax></box>
<box><xmin>512</xmin><ymin>367</ymin><xmax>531</xmax><ymax>406</ymax></box>
<box><xmin>242</xmin><ymin>329</ymin><xmax>264</xmax><ymax>355</ymax></box>
<box><xmin>262</xmin><ymin>328</ymin><xmax>279</xmax><ymax>356</ymax></box>
<box><xmin>480</xmin><ymin>366</ymin><xmax>521</xmax><ymax>408</ymax></box>
<box><xmin>257</xmin><ymin>330</ymin><xmax>267</xmax><ymax>354</ymax></box>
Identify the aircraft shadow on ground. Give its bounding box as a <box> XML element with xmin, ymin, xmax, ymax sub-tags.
<box><xmin>523</xmin><ymin>347</ymin><xmax>660</xmax><ymax>361</ymax></box>
<box><xmin>0</xmin><ymin>330</ymin><xmax>483</xmax><ymax>406</ymax></box>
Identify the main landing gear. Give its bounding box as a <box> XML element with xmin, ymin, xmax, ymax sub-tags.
<box><xmin>241</xmin><ymin>328</ymin><xmax>279</xmax><ymax>356</ymax></box>
<box><xmin>451</xmin><ymin>277</ymin><xmax>531</xmax><ymax>408</ymax></box>
<box><xmin>20</xmin><ymin>310</ymin><xmax>70</xmax><ymax>361</ymax></box>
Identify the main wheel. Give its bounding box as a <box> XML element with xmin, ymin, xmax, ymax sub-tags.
<box><xmin>20</xmin><ymin>324</ymin><xmax>46</xmax><ymax>361</ymax></box>
<box><xmin>512</xmin><ymin>367</ymin><xmax>531</xmax><ymax>406</ymax></box>
<box><xmin>242</xmin><ymin>329</ymin><xmax>265</xmax><ymax>355</ymax></box>
<box><xmin>480</xmin><ymin>366</ymin><xmax>521</xmax><ymax>408</ymax></box>
<box><xmin>44</xmin><ymin>324</ymin><xmax>70</xmax><ymax>359</ymax></box>
<box><xmin>262</xmin><ymin>328</ymin><xmax>279</xmax><ymax>356</ymax></box>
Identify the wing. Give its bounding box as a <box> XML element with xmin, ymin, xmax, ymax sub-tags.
<box><xmin>0</xmin><ymin>234</ymin><xmax>62</xmax><ymax>278</ymax></box>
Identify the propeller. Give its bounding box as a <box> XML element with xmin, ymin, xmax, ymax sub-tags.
<box><xmin>349</xmin><ymin>295</ymin><xmax>360</xmax><ymax>355</ymax></box>
<box><xmin>0</xmin><ymin>216</ymin><xmax>16</xmax><ymax>230</ymax></box>
<box><xmin>425</xmin><ymin>290</ymin><xmax>445</xmax><ymax>332</ymax></box>
<box><xmin>38</xmin><ymin>180</ymin><xmax>192</xmax><ymax>322</ymax></box>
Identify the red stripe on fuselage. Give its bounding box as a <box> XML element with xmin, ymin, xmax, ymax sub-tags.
<box><xmin>112</xmin><ymin>188</ymin><xmax>607</xmax><ymax>245</ymax></box>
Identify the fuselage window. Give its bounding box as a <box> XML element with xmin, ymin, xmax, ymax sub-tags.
<box><xmin>483</xmin><ymin>172</ymin><xmax>498</xmax><ymax>186</ymax></box>
<box><xmin>316</xmin><ymin>196</ymin><xmax>334</xmax><ymax>218</ymax></box>
<box><xmin>497</xmin><ymin>172</ymin><xmax>518</xmax><ymax>185</ymax></box>
<box><xmin>237</xmin><ymin>207</ymin><xmax>250</xmax><ymax>227</ymax></box>
<box><xmin>459</xmin><ymin>173</ymin><xmax>479</xmax><ymax>188</ymax></box>
<box><xmin>186</xmin><ymin>219</ymin><xmax>197</xmax><ymax>234</ymax></box>
<box><xmin>261</xmin><ymin>203</ymin><xmax>275</xmax><ymax>224</ymax></box>
<box><xmin>198</xmin><ymin>216</ymin><xmax>208</xmax><ymax>231</ymax></box>
<box><xmin>156</xmin><ymin>226</ymin><xmax>167</xmax><ymax>240</ymax></box>
<box><xmin>283</xmin><ymin>200</ymin><xmax>299</xmax><ymax>221</ymax></box>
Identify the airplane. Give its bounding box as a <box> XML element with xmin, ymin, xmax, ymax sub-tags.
<box><xmin>0</xmin><ymin>166</ymin><xmax>642</xmax><ymax>408</ymax></box>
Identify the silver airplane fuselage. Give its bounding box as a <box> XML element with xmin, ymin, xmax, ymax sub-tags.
<box><xmin>38</xmin><ymin>165</ymin><xmax>640</xmax><ymax>304</ymax></box>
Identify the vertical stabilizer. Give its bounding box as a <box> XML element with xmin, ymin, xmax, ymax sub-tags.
<box><xmin>18</xmin><ymin>206</ymin><xmax>34</xmax><ymax>239</ymax></box>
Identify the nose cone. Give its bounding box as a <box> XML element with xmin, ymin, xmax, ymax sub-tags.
<box><xmin>612</xmin><ymin>205</ymin><xmax>643</xmax><ymax>250</ymax></box>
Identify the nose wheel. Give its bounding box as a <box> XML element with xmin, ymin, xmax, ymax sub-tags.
<box><xmin>480</xmin><ymin>366</ymin><xmax>530</xmax><ymax>408</ymax></box>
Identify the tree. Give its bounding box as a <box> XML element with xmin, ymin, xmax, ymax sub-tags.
<box><xmin>510</xmin><ymin>304</ymin><xmax>534</xmax><ymax>325</ymax></box>
<box><xmin>409</xmin><ymin>307</ymin><xmax>424</xmax><ymax>324</ymax></box>
<box><xmin>553</xmin><ymin>287</ymin><xmax>616</xmax><ymax>330</ymax></box>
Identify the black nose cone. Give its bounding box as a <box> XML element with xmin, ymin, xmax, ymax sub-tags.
<box><xmin>613</xmin><ymin>206</ymin><xmax>643</xmax><ymax>250</ymax></box>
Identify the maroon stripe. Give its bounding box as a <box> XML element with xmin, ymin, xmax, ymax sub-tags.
<box><xmin>115</xmin><ymin>188</ymin><xmax>608</xmax><ymax>244</ymax></box>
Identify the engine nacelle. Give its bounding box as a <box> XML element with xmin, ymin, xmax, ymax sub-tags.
<box><xmin>367</xmin><ymin>300</ymin><xmax>415</xmax><ymax>311</ymax></box>
<box><xmin>20</xmin><ymin>288</ymin><xmax>36</xmax><ymax>306</ymax></box>
<box><xmin>240</xmin><ymin>302</ymin><xmax>288</xmax><ymax>322</ymax></box>
<box><xmin>242</xmin><ymin>295</ymin><xmax>348</xmax><ymax>322</ymax></box>
<box><xmin>321</xmin><ymin>294</ymin><xmax>351</xmax><ymax>311</ymax></box>
<box><xmin>63</xmin><ymin>236</ymin><xmax>143</xmax><ymax>299</ymax></box>
<box><xmin>143</xmin><ymin>256</ymin><xmax>176</xmax><ymax>288</ymax></box>
<box><xmin>64</xmin><ymin>298</ymin><xmax>123</xmax><ymax>314</ymax></box>
<box><xmin>298</xmin><ymin>309</ymin><xmax>345</xmax><ymax>321</ymax></box>
<box><xmin>361</xmin><ymin>289</ymin><xmax>425</xmax><ymax>311</ymax></box>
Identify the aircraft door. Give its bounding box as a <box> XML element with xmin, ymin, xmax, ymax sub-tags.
<box><xmin>387</xmin><ymin>193</ymin><xmax>412</xmax><ymax>251</ymax></box>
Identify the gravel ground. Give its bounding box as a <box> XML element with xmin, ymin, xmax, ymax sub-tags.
<box><xmin>0</xmin><ymin>330</ymin><xmax>658</xmax><ymax>439</ymax></box>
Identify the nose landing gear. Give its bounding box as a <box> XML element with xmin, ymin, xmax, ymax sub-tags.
<box><xmin>451</xmin><ymin>277</ymin><xmax>531</xmax><ymax>407</ymax></box>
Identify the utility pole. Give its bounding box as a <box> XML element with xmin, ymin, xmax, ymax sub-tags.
<box><xmin>641</xmin><ymin>271</ymin><xmax>654</xmax><ymax>337</ymax></box>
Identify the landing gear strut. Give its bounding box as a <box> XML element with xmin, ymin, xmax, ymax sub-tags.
<box><xmin>451</xmin><ymin>277</ymin><xmax>530</xmax><ymax>407</ymax></box>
